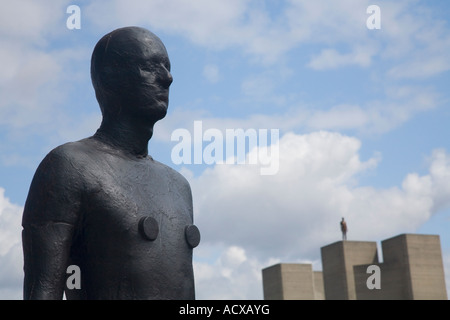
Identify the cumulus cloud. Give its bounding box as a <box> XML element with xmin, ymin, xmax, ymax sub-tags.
<box><xmin>2</xmin><ymin>0</ymin><xmax>445</xmax><ymax>143</ymax></box>
<box><xmin>0</xmin><ymin>1</ymin><xmax>96</xmax><ymax>139</ymax></box>
<box><xmin>191</xmin><ymin>131</ymin><xmax>379</xmax><ymax>259</ymax></box>
<box><xmin>184</xmin><ymin>132</ymin><xmax>450</xmax><ymax>298</ymax></box>
<box><xmin>194</xmin><ymin>245</ymin><xmax>271</xmax><ymax>299</ymax></box>
<box><xmin>0</xmin><ymin>43</ymin><xmax>62</xmax><ymax>129</ymax></box>
<box><xmin>154</xmin><ymin>83</ymin><xmax>438</xmax><ymax>149</ymax></box>
<box><xmin>0</xmin><ymin>0</ymin><xmax>102</xmax><ymax>175</ymax></box>
<box><xmin>84</xmin><ymin>0</ymin><xmax>369</xmax><ymax>64</ymax></box>
<box><xmin>83</xmin><ymin>0</ymin><xmax>450</xmax><ymax>76</ymax></box>
<box><xmin>0</xmin><ymin>0</ymin><xmax>70</xmax><ymax>43</ymax></box>
<box><xmin>85</xmin><ymin>0</ymin><xmax>253</xmax><ymax>46</ymax></box>
<box><xmin>1</xmin><ymin>0</ymin><xmax>450</xmax><ymax>301</ymax></box>
<box><xmin>307</xmin><ymin>45</ymin><xmax>377</xmax><ymax>70</ymax></box>
<box><xmin>381</xmin><ymin>1</ymin><xmax>450</xmax><ymax>78</ymax></box>
<box><xmin>2</xmin><ymin>133</ymin><xmax>450</xmax><ymax>299</ymax></box>
<box><xmin>0</xmin><ymin>188</ymin><xmax>23</xmax><ymax>300</ymax></box>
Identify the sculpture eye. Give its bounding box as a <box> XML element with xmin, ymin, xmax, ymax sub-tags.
<box><xmin>139</xmin><ymin>66</ymin><xmax>153</xmax><ymax>73</ymax></box>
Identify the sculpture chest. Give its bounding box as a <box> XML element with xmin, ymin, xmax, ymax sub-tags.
<box><xmin>69</xmin><ymin>153</ymin><xmax>196</xmax><ymax>299</ymax></box>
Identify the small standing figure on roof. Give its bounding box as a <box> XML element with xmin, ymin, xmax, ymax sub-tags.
<box><xmin>340</xmin><ymin>217</ymin><xmax>348</xmax><ymax>241</ymax></box>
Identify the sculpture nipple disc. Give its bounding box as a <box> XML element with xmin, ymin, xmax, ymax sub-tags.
<box><xmin>139</xmin><ymin>216</ymin><xmax>159</xmax><ymax>241</ymax></box>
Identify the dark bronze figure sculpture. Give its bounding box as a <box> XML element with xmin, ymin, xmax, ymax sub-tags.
<box><xmin>21</xmin><ymin>26</ymin><xmax>200</xmax><ymax>300</ymax></box>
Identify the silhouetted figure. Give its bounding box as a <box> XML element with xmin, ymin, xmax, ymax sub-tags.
<box><xmin>340</xmin><ymin>217</ymin><xmax>348</xmax><ymax>240</ymax></box>
<box><xmin>22</xmin><ymin>26</ymin><xmax>200</xmax><ymax>300</ymax></box>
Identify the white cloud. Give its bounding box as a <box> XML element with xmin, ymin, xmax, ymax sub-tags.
<box><xmin>308</xmin><ymin>45</ymin><xmax>377</xmax><ymax>70</ymax></box>
<box><xmin>381</xmin><ymin>1</ymin><xmax>450</xmax><ymax>78</ymax></box>
<box><xmin>182</xmin><ymin>132</ymin><xmax>450</xmax><ymax>298</ymax></box>
<box><xmin>0</xmin><ymin>188</ymin><xmax>23</xmax><ymax>300</ymax></box>
<box><xmin>203</xmin><ymin>64</ymin><xmax>220</xmax><ymax>84</ymax></box>
<box><xmin>387</xmin><ymin>45</ymin><xmax>450</xmax><ymax>79</ymax></box>
<box><xmin>85</xmin><ymin>0</ymin><xmax>252</xmax><ymax>46</ymax></box>
<box><xmin>307</xmin><ymin>104</ymin><xmax>369</xmax><ymax>130</ymax></box>
<box><xmin>194</xmin><ymin>245</ymin><xmax>277</xmax><ymax>300</ymax></box>
<box><xmin>185</xmin><ymin>132</ymin><xmax>450</xmax><ymax>258</ymax></box>
<box><xmin>0</xmin><ymin>0</ymin><xmax>70</xmax><ymax>43</ymax></box>
<box><xmin>0</xmin><ymin>43</ymin><xmax>62</xmax><ymax>128</ymax></box>
<box><xmin>154</xmin><ymin>83</ymin><xmax>438</xmax><ymax>147</ymax></box>
<box><xmin>1</xmin><ymin>0</ymin><xmax>444</xmax><ymax>141</ymax></box>
<box><xmin>384</xmin><ymin>10</ymin><xmax>450</xmax><ymax>79</ymax></box>
<box><xmin>190</xmin><ymin>132</ymin><xmax>379</xmax><ymax>259</ymax></box>
<box><xmin>2</xmin><ymin>134</ymin><xmax>450</xmax><ymax>299</ymax></box>
<box><xmin>0</xmin><ymin>1</ymin><xmax>93</xmax><ymax>136</ymax></box>
<box><xmin>307</xmin><ymin>85</ymin><xmax>438</xmax><ymax>134</ymax></box>
<box><xmin>83</xmin><ymin>0</ymin><xmax>376</xmax><ymax>64</ymax></box>
<box><xmin>1</xmin><ymin>0</ymin><xmax>449</xmax><ymax>300</ymax></box>
<box><xmin>75</xmin><ymin>0</ymin><xmax>450</xmax><ymax>76</ymax></box>
<box><xmin>0</xmin><ymin>0</ymin><xmax>100</xmax><ymax>167</ymax></box>
<box><xmin>241</xmin><ymin>74</ymin><xmax>276</xmax><ymax>99</ymax></box>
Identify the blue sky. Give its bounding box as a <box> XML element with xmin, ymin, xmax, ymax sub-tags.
<box><xmin>1</xmin><ymin>0</ymin><xmax>450</xmax><ymax>299</ymax></box>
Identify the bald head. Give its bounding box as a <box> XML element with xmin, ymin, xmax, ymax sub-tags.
<box><xmin>91</xmin><ymin>27</ymin><xmax>172</xmax><ymax>122</ymax></box>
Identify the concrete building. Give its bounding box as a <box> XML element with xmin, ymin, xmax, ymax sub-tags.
<box><xmin>262</xmin><ymin>263</ymin><xmax>324</xmax><ymax>300</ymax></box>
<box><xmin>262</xmin><ymin>233</ymin><xmax>447</xmax><ymax>300</ymax></box>
<box><xmin>321</xmin><ymin>240</ymin><xmax>379</xmax><ymax>300</ymax></box>
<box><xmin>353</xmin><ymin>234</ymin><xmax>448</xmax><ymax>300</ymax></box>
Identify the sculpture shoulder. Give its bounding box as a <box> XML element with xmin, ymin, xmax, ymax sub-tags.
<box><xmin>38</xmin><ymin>138</ymin><xmax>101</xmax><ymax>172</ymax></box>
<box><xmin>30</xmin><ymin>139</ymin><xmax>100</xmax><ymax>194</ymax></box>
<box><xmin>152</xmin><ymin>159</ymin><xmax>193</xmax><ymax>197</ymax></box>
<box><xmin>46</xmin><ymin>138</ymin><xmax>97</xmax><ymax>161</ymax></box>
<box><xmin>23</xmin><ymin>140</ymin><xmax>93</xmax><ymax>226</ymax></box>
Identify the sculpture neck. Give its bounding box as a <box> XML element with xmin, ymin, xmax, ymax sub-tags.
<box><xmin>93</xmin><ymin>114</ymin><xmax>155</xmax><ymax>159</ymax></box>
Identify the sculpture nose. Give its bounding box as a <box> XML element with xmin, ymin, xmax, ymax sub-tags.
<box><xmin>161</xmin><ymin>67</ymin><xmax>173</xmax><ymax>89</ymax></box>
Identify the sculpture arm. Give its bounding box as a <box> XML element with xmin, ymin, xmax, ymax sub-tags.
<box><xmin>22</xmin><ymin>223</ymin><xmax>74</xmax><ymax>299</ymax></box>
<box><xmin>22</xmin><ymin>146</ymin><xmax>83</xmax><ymax>300</ymax></box>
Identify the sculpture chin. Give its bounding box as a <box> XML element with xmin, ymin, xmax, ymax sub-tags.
<box><xmin>141</xmin><ymin>102</ymin><xmax>168</xmax><ymax>122</ymax></box>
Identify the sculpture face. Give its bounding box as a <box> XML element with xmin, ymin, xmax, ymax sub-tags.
<box><xmin>134</xmin><ymin>39</ymin><xmax>172</xmax><ymax>118</ymax></box>
<box><xmin>91</xmin><ymin>27</ymin><xmax>173</xmax><ymax>122</ymax></box>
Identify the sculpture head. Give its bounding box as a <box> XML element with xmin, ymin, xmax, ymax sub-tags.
<box><xmin>91</xmin><ymin>26</ymin><xmax>173</xmax><ymax>123</ymax></box>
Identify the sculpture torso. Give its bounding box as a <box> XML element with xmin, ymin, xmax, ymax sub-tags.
<box><xmin>69</xmin><ymin>138</ymin><xmax>196</xmax><ymax>299</ymax></box>
<box><xmin>25</xmin><ymin>137</ymin><xmax>197</xmax><ymax>300</ymax></box>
